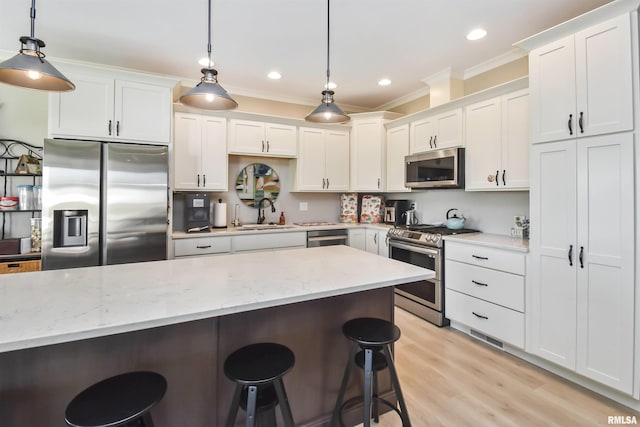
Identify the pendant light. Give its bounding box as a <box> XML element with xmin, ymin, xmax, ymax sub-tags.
<box><xmin>305</xmin><ymin>0</ymin><xmax>349</xmax><ymax>124</ymax></box>
<box><xmin>180</xmin><ymin>0</ymin><xmax>237</xmax><ymax>110</ymax></box>
<box><xmin>0</xmin><ymin>0</ymin><xmax>75</xmax><ymax>92</ymax></box>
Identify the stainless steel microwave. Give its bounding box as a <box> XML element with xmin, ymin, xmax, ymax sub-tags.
<box><xmin>405</xmin><ymin>148</ymin><xmax>465</xmax><ymax>189</ymax></box>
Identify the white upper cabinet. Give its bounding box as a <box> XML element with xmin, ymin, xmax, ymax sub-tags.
<box><xmin>529</xmin><ymin>14</ymin><xmax>633</xmax><ymax>143</ymax></box>
<box><xmin>409</xmin><ymin>108</ymin><xmax>462</xmax><ymax>154</ymax></box>
<box><xmin>465</xmin><ymin>89</ymin><xmax>529</xmax><ymax>191</ymax></box>
<box><xmin>174</xmin><ymin>112</ymin><xmax>227</xmax><ymax>191</ymax></box>
<box><xmin>49</xmin><ymin>67</ymin><xmax>172</xmax><ymax>145</ymax></box>
<box><xmin>386</xmin><ymin>124</ymin><xmax>410</xmax><ymax>192</ymax></box>
<box><xmin>294</xmin><ymin>127</ymin><xmax>349</xmax><ymax>192</ymax></box>
<box><xmin>350</xmin><ymin>117</ymin><xmax>386</xmax><ymax>192</ymax></box>
<box><xmin>228</xmin><ymin>119</ymin><xmax>297</xmax><ymax>157</ymax></box>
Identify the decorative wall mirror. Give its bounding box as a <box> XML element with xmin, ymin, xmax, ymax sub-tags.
<box><xmin>235</xmin><ymin>163</ymin><xmax>280</xmax><ymax>208</ymax></box>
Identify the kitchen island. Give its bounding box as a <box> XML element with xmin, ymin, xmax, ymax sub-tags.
<box><xmin>0</xmin><ymin>245</ymin><xmax>432</xmax><ymax>426</ymax></box>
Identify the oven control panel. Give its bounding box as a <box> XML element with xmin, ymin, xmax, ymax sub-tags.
<box><xmin>387</xmin><ymin>228</ymin><xmax>442</xmax><ymax>247</ymax></box>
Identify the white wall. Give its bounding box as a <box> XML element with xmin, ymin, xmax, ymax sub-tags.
<box><xmin>387</xmin><ymin>189</ymin><xmax>529</xmax><ymax>235</ymax></box>
<box><xmin>0</xmin><ymin>85</ymin><xmax>48</xmax><ymax>146</ymax></box>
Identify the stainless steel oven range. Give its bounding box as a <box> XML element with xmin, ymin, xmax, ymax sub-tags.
<box><xmin>387</xmin><ymin>225</ymin><xmax>479</xmax><ymax>326</ymax></box>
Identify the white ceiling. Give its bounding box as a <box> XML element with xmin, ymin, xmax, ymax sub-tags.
<box><xmin>0</xmin><ymin>0</ymin><xmax>612</xmax><ymax>111</ymax></box>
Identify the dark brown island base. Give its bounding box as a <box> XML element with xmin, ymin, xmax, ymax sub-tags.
<box><xmin>0</xmin><ymin>246</ymin><xmax>432</xmax><ymax>426</ymax></box>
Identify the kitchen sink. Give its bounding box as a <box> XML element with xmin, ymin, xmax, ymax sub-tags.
<box><xmin>236</xmin><ymin>224</ymin><xmax>296</xmax><ymax>231</ymax></box>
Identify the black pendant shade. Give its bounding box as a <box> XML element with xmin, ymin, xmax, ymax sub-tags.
<box><xmin>0</xmin><ymin>1</ymin><xmax>75</xmax><ymax>92</ymax></box>
<box><xmin>180</xmin><ymin>0</ymin><xmax>237</xmax><ymax>111</ymax></box>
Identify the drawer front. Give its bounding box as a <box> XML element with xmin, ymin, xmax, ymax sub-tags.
<box><xmin>445</xmin><ymin>259</ymin><xmax>524</xmax><ymax>312</ymax></box>
<box><xmin>445</xmin><ymin>241</ymin><xmax>525</xmax><ymax>275</ymax></box>
<box><xmin>233</xmin><ymin>232</ymin><xmax>306</xmax><ymax>252</ymax></box>
<box><xmin>174</xmin><ymin>236</ymin><xmax>232</xmax><ymax>257</ymax></box>
<box><xmin>0</xmin><ymin>259</ymin><xmax>41</xmax><ymax>274</ymax></box>
<box><xmin>446</xmin><ymin>289</ymin><xmax>524</xmax><ymax>348</ymax></box>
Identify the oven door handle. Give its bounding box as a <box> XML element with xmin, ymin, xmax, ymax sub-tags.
<box><xmin>389</xmin><ymin>241</ymin><xmax>439</xmax><ymax>257</ymax></box>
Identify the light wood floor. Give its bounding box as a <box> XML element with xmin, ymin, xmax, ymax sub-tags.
<box><xmin>365</xmin><ymin>308</ymin><xmax>639</xmax><ymax>427</ymax></box>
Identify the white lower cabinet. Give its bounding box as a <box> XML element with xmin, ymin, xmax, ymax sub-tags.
<box><xmin>174</xmin><ymin>232</ymin><xmax>307</xmax><ymax>257</ymax></box>
<box><xmin>350</xmin><ymin>227</ymin><xmax>388</xmax><ymax>257</ymax></box>
<box><xmin>445</xmin><ymin>240</ymin><xmax>526</xmax><ymax>349</ymax></box>
<box><xmin>232</xmin><ymin>232</ymin><xmax>306</xmax><ymax>253</ymax></box>
<box><xmin>174</xmin><ymin>236</ymin><xmax>232</xmax><ymax>257</ymax></box>
<box><xmin>348</xmin><ymin>229</ymin><xmax>366</xmax><ymax>251</ymax></box>
<box><xmin>529</xmin><ymin>133</ymin><xmax>634</xmax><ymax>394</ymax></box>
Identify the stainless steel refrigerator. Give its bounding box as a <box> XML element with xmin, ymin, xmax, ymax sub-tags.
<box><xmin>42</xmin><ymin>138</ymin><xmax>168</xmax><ymax>270</ymax></box>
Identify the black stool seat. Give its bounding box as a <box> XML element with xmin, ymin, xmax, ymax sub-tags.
<box><xmin>332</xmin><ymin>318</ymin><xmax>411</xmax><ymax>427</ymax></box>
<box><xmin>65</xmin><ymin>371</ymin><xmax>167</xmax><ymax>427</ymax></box>
<box><xmin>224</xmin><ymin>342</ymin><xmax>296</xmax><ymax>427</ymax></box>
<box><xmin>224</xmin><ymin>342</ymin><xmax>294</xmax><ymax>385</ymax></box>
<box><xmin>343</xmin><ymin>317</ymin><xmax>401</xmax><ymax>347</ymax></box>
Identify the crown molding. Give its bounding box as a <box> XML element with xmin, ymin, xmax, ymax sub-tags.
<box><xmin>463</xmin><ymin>48</ymin><xmax>527</xmax><ymax>79</ymax></box>
<box><xmin>421</xmin><ymin>67</ymin><xmax>464</xmax><ymax>86</ymax></box>
<box><xmin>375</xmin><ymin>85</ymin><xmax>431</xmax><ymax>111</ymax></box>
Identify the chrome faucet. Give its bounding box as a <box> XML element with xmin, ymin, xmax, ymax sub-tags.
<box><xmin>257</xmin><ymin>198</ymin><xmax>276</xmax><ymax>224</ymax></box>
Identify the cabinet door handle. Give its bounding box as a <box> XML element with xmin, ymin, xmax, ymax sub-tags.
<box><xmin>116</xmin><ymin>121</ymin><xmax>120</xmax><ymax>136</ymax></box>
<box><xmin>202</xmin><ymin>174</ymin><xmax>206</xmax><ymax>187</ymax></box>
<box><xmin>266</xmin><ymin>141</ymin><xmax>270</xmax><ymax>152</ymax></box>
<box><xmin>108</xmin><ymin>120</ymin><xmax>112</xmax><ymax>136</ymax></box>
<box><xmin>502</xmin><ymin>169</ymin><xmax>506</xmax><ymax>186</ymax></box>
<box><xmin>472</xmin><ymin>254</ymin><xmax>488</xmax><ymax>260</ymax></box>
<box><xmin>433</xmin><ymin>135</ymin><xmax>437</xmax><ymax>148</ymax></box>
<box><xmin>262</xmin><ymin>140</ymin><xmax>265</xmax><ymax>152</ymax></box>
<box><xmin>568</xmin><ymin>114</ymin><xmax>573</xmax><ymax>135</ymax></box>
<box><xmin>377</xmin><ymin>178</ymin><xmax>381</xmax><ymax>189</ymax></box>
<box><xmin>579</xmin><ymin>246</ymin><xmax>584</xmax><ymax>268</ymax></box>
<box><xmin>472</xmin><ymin>280</ymin><xmax>488</xmax><ymax>287</ymax></box>
<box><xmin>472</xmin><ymin>312</ymin><xmax>488</xmax><ymax>320</ymax></box>
<box><xmin>429</xmin><ymin>136</ymin><xmax>433</xmax><ymax>149</ymax></box>
<box><xmin>326</xmin><ymin>178</ymin><xmax>329</xmax><ymax>189</ymax></box>
<box><xmin>568</xmin><ymin>244</ymin><xmax>573</xmax><ymax>266</ymax></box>
<box><xmin>496</xmin><ymin>170</ymin><xmax>499</xmax><ymax>187</ymax></box>
<box><xmin>196</xmin><ymin>245</ymin><xmax>212</xmax><ymax>249</ymax></box>
<box><xmin>374</xmin><ymin>233</ymin><xmax>377</xmax><ymax>244</ymax></box>
<box><xmin>322</xmin><ymin>178</ymin><xmax>326</xmax><ymax>189</ymax></box>
<box><xmin>197</xmin><ymin>174</ymin><xmax>200</xmax><ymax>187</ymax></box>
<box><xmin>579</xmin><ymin>112</ymin><xmax>584</xmax><ymax>134</ymax></box>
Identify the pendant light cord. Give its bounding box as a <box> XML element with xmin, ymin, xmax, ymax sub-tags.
<box><xmin>30</xmin><ymin>0</ymin><xmax>36</xmax><ymax>38</ymax></box>
<box><xmin>326</xmin><ymin>0</ymin><xmax>330</xmax><ymax>88</ymax></box>
<box><xmin>207</xmin><ymin>0</ymin><xmax>213</xmax><ymax>67</ymax></box>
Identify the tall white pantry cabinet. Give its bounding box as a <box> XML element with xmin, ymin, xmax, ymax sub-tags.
<box><xmin>519</xmin><ymin>1</ymin><xmax>639</xmax><ymax>397</ymax></box>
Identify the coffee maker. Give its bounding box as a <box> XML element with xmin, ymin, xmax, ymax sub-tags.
<box><xmin>185</xmin><ymin>193</ymin><xmax>210</xmax><ymax>232</ymax></box>
<box><xmin>383</xmin><ymin>200</ymin><xmax>413</xmax><ymax>226</ymax></box>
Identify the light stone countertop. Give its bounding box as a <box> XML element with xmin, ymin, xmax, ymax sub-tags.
<box><xmin>172</xmin><ymin>222</ymin><xmax>392</xmax><ymax>239</ymax></box>
<box><xmin>0</xmin><ymin>246</ymin><xmax>432</xmax><ymax>353</ymax></box>
<box><xmin>443</xmin><ymin>233</ymin><xmax>529</xmax><ymax>252</ymax></box>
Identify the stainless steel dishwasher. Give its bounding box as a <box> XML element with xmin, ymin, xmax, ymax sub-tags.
<box><xmin>306</xmin><ymin>229</ymin><xmax>349</xmax><ymax>247</ymax></box>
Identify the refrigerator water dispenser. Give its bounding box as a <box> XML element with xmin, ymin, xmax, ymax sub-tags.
<box><xmin>53</xmin><ymin>210</ymin><xmax>88</xmax><ymax>247</ymax></box>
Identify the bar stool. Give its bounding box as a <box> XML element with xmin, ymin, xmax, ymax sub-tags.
<box><xmin>331</xmin><ymin>317</ymin><xmax>411</xmax><ymax>427</ymax></box>
<box><xmin>224</xmin><ymin>342</ymin><xmax>295</xmax><ymax>427</ymax></box>
<box><xmin>65</xmin><ymin>371</ymin><xmax>167</xmax><ymax>427</ymax></box>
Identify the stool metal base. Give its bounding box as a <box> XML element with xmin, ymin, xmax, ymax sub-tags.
<box><xmin>331</xmin><ymin>328</ymin><xmax>411</xmax><ymax>427</ymax></box>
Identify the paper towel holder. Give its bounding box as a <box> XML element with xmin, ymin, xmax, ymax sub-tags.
<box><xmin>212</xmin><ymin>198</ymin><xmax>228</xmax><ymax>229</ymax></box>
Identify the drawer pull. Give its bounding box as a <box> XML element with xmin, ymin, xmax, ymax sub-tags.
<box><xmin>472</xmin><ymin>311</ymin><xmax>488</xmax><ymax>320</ymax></box>
<box><xmin>8</xmin><ymin>263</ymin><xmax>20</xmax><ymax>268</ymax></box>
<box><xmin>196</xmin><ymin>245</ymin><xmax>212</xmax><ymax>249</ymax></box>
<box><xmin>471</xmin><ymin>280</ymin><xmax>488</xmax><ymax>287</ymax></box>
<box><xmin>472</xmin><ymin>255</ymin><xmax>488</xmax><ymax>260</ymax></box>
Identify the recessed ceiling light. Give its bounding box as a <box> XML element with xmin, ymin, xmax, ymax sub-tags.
<box><xmin>324</xmin><ymin>81</ymin><xmax>337</xmax><ymax>90</ymax></box>
<box><xmin>198</xmin><ymin>57</ymin><xmax>214</xmax><ymax>67</ymax></box>
<box><xmin>467</xmin><ymin>28</ymin><xmax>487</xmax><ymax>41</ymax></box>
<box><xmin>268</xmin><ymin>71</ymin><xmax>282</xmax><ymax>80</ymax></box>
<box><xmin>378</xmin><ymin>78</ymin><xmax>391</xmax><ymax>86</ymax></box>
